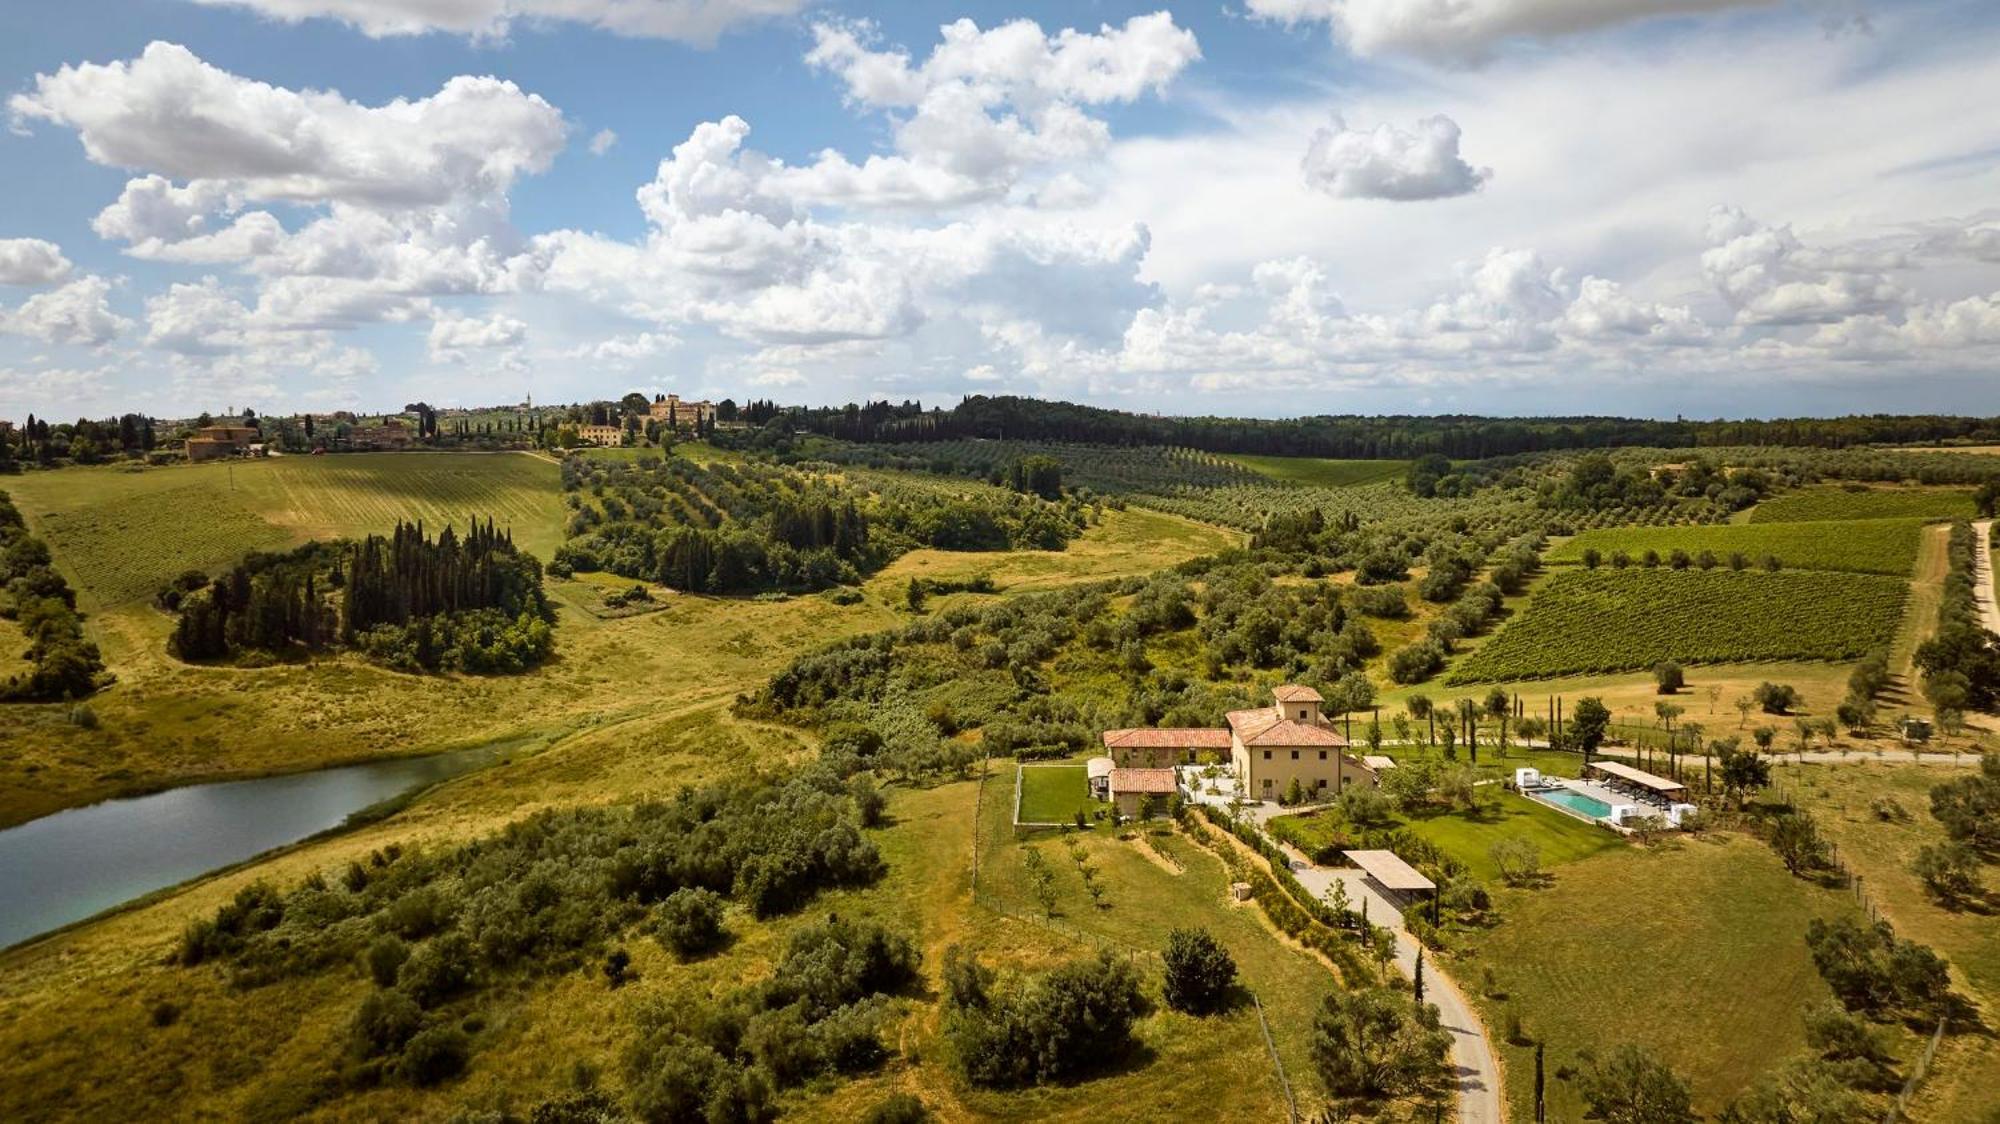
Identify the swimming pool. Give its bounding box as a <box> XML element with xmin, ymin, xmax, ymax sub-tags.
<box><xmin>1530</xmin><ymin>787</ymin><xmax>1613</xmax><ymax>820</ymax></box>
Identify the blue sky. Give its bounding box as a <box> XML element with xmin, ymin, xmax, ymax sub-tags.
<box><xmin>1</xmin><ymin>0</ymin><xmax>1997</xmax><ymax>420</ymax></box>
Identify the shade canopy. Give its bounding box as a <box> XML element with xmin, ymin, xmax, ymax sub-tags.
<box><xmin>1586</xmin><ymin>760</ymin><xmax>1687</xmax><ymax>794</ymax></box>
<box><xmin>1342</xmin><ymin>849</ymin><xmax>1435</xmax><ymax>893</ymax></box>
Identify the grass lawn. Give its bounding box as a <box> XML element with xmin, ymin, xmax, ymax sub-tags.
<box><xmin>1459</xmin><ymin>833</ymin><xmax>1864</xmax><ymax>1120</ymax></box>
<box><xmin>1270</xmin><ymin>790</ymin><xmax>1623</xmax><ymax>882</ymax></box>
<box><xmin>1789</xmin><ymin>762</ymin><xmax>2000</xmax><ymax>1120</ymax></box>
<box><xmin>1017</xmin><ymin>764</ymin><xmax>1100</xmax><ymax>824</ymax></box>
<box><xmin>1400</xmin><ymin>792</ymin><xmax>1625</xmax><ymax>882</ymax></box>
<box><xmin>1219</xmin><ymin>453</ymin><xmax>1410</xmax><ymax>488</ymax></box>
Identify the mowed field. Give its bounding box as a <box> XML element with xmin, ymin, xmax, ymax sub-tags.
<box><xmin>1447</xmin><ymin>568</ymin><xmax>1908</xmax><ymax>683</ymax></box>
<box><xmin>7</xmin><ymin>453</ymin><xmax>566</xmax><ymax>608</ymax></box>
<box><xmin>1461</xmin><ymin>834</ymin><xmax>1863</xmax><ymax>1121</ymax></box>
<box><xmin>1219</xmin><ymin>453</ymin><xmax>1410</xmax><ymax>487</ymax></box>
<box><xmin>1546</xmin><ymin>517</ymin><xmax>1925</xmax><ymax>575</ymax></box>
<box><xmin>1748</xmin><ymin>486</ymin><xmax>1976</xmax><ymax>524</ymax></box>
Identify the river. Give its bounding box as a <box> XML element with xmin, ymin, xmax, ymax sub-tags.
<box><xmin>0</xmin><ymin>744</ymin><xmax>507</xmax><ymax>950</ymax></box>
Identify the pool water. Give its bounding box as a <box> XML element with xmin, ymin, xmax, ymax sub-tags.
<box><xmin>1531</xmin><ymin>787</ymin><xmax>1613</xmax><ymax>819</ymax></box>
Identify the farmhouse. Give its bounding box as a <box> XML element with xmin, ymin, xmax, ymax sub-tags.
<box><xmin>1227</xmin><ymin>686</ymin><xmax>1376</xmax><ymax>801</ymax></box>
<box><xmin>1098</xmin><ymin>684</ymin><xmax>1376</xmax><ymax>808</ymax></box>
<box><xmin>185</xmin><ymin>424</ymin><xmax>260</xmax><ymax>462</ymax></box>
<box><xmin>346</xmin><ymin>420</ymin><xmax>416</xmax><ymax>450</ymax></box>
<box><xmin>577</xmin><ymin>424</ymin><xmax>627</xmax><ymax>446</ymax></box>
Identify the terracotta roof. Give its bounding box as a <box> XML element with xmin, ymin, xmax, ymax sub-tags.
<box><xmin>1100</xmin><ymin>727</ymin><xmax>1232</xmax><ymax>749</ymax></box>
<box><xmin>1226</xmin><ymin>706</ymin><xmax>1349</xmax><ymax>747</ymax></box>
<box><xmin>1272</xmin><ymin>684</ymin><xmax>1324</xmax><ymax>703</ymax></box>
<box><xmin>1108</xmin><ymin>768</ymin><xmax>1178</xmax><ymax>794</ymax></box>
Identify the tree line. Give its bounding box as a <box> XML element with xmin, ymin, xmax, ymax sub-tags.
<box><xmin>741</xmin><ymin>394</ymin><xmax>2000</xmax><ymax>460</ymax></box>
<box><xmin>0</xmin><ymin>490</ymin><xmax>106</xmax><ymax>701</ymax></box>
<box><xmin>168</xmin><ymin>519</ymin><xmax>555</xmax><ymax>674</ymax></box>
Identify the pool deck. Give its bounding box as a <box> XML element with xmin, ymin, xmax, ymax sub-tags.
<box><xmin>1525</xmin><ymin>777</ymin><xmax>1635</xmax><ymax>828</ymax></box>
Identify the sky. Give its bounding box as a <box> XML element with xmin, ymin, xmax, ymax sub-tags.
<box><xmin>0</xmin><ymin>0</ymin><xmax>1997</xmax><ymax>421</ymax></box>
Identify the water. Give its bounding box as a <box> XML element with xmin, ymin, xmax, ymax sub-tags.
<box><xmin>1531</xmin><ymin>787</ymin><xmax>1613</xmax><ymax>820</ymax></box>
<box><xmin>0</xmin><ymin>744</ymin><xmax>507</xmax><ymax>950</ymax></box>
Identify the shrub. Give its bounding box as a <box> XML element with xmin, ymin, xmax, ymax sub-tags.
<box><xmin>1753</xmin><ymin>681</ymin><xmax>1800</xmax><ymax>715</ymax></box>
<box><xmin>398</xmin><ymin>933</ymin><xmax>474</xmax><ymax>1008</ymax></box>
<box><xmin>863</xmin><ymin>1093</ymin><xmax>929</xmax><ymax>1124</ymax></box>
<box><xmin>349</xmin><ymin>988</ymin><xmax>424</xmax><ymax>1059</ymax></box>
<box><xmin>943</xmin><ymin>948</ymin><xmax>1142</xmax><ymax>1088</ymax></box>
<box><xmin>1911</xmin><ymin>842</ymin><xmax>1983</xmax><ymax>908</ymax></box>
<box><xmin>149</xmin><ymin>1000</ymin><xmax>181</xmax><ymax>1028</ymax></box>
<box><xmin>396</xmin><ymin>1024</ymin><xmax>471</xmax><ymax>1086</ymax></box>
<box><xmin>365</xmin><ymin>935</ymin><xmax>410</xmax><ymax>988</ymax></box>
<box><xmin>1653</xmin><ymin>661</ymin><xmax>1685</xmax><ymax>695</ymax></box>
<box><xmin>1161</xmin><ymin>927</ymin><xmax>1237</xmax><ymax>1015</ymax></box>
<box><xmin>654</xmin><ymin>888</ymin><xmax>727</xmax><ymax>960</ymax></box>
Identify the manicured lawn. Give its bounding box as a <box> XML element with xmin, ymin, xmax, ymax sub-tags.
<box><xmin>1219</xmin><ymin>453</ymin><xmax>1410</xmax><ymax>488</ymax></box>
<box><xmin>1017</xmin><ymin>764</ymin><xmax>1100</xmax><ymax>824</ymax></box>
<box><xmin>1460</xmin><ymin>833</ymin><xmax>1863</xmax><ymax>1120</ymax></box>
<box><xmin>1401</xmin><ymin>792</ymin><xmax>1625</xmax><ymax>881</ymax></box>
<box><xmin>1270</xmin><ymin>790</ymin><xmax>1623</xmax><ymax>882</ymax></box>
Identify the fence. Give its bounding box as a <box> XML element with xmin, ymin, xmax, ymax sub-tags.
<box><xmin>1252</xmin><ymin>993</ymin><xmax>1299</xmax><ymax>1124</ymax></box>
<box><xmin>1884</xmin><ymin>1017</ymin><xmax>1947</xmax><ymax>1123</ymax></box>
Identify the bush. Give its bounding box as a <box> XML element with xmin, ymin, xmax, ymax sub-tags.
<box><xmin>1161</xmin><ymin>927</ymin><xmax>1237</xmax><ymax>1015</ymax></box>
<box><xmin>396</xmin><ymin>1024</ymin><xmax>471</xmax><ymax>1086</ymax></box>
<box><xmin>654</xmin><ymin>887</ymin><xmax>727</xmax><ymax>960</ymax></box>
<box><xmin>365</xmin><ymin>935</ymin><xmax>411</xmax><ymax>988</ymax></box>
<box><xmin>349</xmin><ymin>988</ymin><xmax>424</xmax><ymax>1059</ymax></box>
<box><xmin>398</xmin><ymin>933</ymin><xmax>474</xmax><ymax>1008</ymax></box>
<box><xmin>1754</xmin><ymin>681</ymin><xmax>1800</xmax><ymax>715</ymax></box>
<box><xmin>943</xmin><ymin>948</ymin><xmax>1142</xmax><ymax>1088</ymax></box>
<box><xmin>1653</xmin><ymin>661</ymin><xmax>1684</xmax><ymax>695</ymax></box>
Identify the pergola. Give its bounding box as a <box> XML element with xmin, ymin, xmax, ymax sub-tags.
<box><xmin>1585</xmin><ymin>760</ymin><xmax>1687</xmax><ymax>796</ymax></box>
<box><xmin>1343</xmin><ymin>848</ymin><xmax>1438</xmax><ymax>920</ymax></box>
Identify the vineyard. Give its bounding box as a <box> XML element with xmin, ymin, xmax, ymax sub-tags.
<box><xmin>1445</xmin><ymin>568</ymin><xmax>1907</xmax><ymax>683</ymax></box>
<box><xmin>795</xmin><ymin>437</ymin><xmax>1265</xmax><ymax>495</ymax></box>
<box><xmin>1545</xmin><ymin>518</ymin><xmax>1925</xmax><ymax>576</ymax></box>
<box><xmin>33</xmin><ymin>484</ymin><xmax>296</xmax><ymax>607</ymax></box>
<box><xmin>1746</xmin><ymin>486</ymin><xmax>1976</xmax><ymax>524</ymax></box>
<box><xmin>1218</xmin><ymin>454</ymin><xmax>1411</xmax><ymax>487</ymax></box>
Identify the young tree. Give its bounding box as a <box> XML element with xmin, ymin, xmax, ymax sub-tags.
<box><xmin>1770</xmin><ymin>811</ymin><xmax>1831</xmax><ymax>876</ymax></box>
<box><xmin>1927</xmin><ymin>753</ymin><xmax>2000</xmax><ymax>849</ymax></box>
<box><xmin>1489</xmin><ymin>837</ymin><xmax>1542</xmax><ymax>887</ymax></box>
<box><xmin>1910</xmin><ymin>842</ymin><xmax>1984</xmax><ymax>908</ymax></box>
<box><xmin>1161</xmin><ymin>927</ymin><xmax>1237</xmax><ymax>1015</ymax></box>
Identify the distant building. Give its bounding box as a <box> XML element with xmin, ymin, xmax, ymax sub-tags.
<box><xmin>1098</xmin><ymin>684</ymin><xmax>1377</xmax><ymax>809</ymax></box>
<box><xmin>648</xmin><ymin>393</ymin><xmax>716</xmax><ymax>431</ymax></box>
<box><xmin>577</xmin><ymin>424</ymin><xmax>626</xmax><ymax>446</ymax></box>
<box><xmin>347</xmin><ymin>419</ymin><xmax>416</xmax><ymax>450</ymax></box>
<box><xmin>185</xmin><ymin>424</ymin><xmax>260</xmax><ymax>462</ymax></box>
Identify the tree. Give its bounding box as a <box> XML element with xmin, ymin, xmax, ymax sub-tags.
<box><xmin>1489</xmin><ymin>837</ymin><xmax>1542</xmax><ymax>887</ymax></box>
<box><xmin>1575</xmin><ymin>1044</ymin><xmax>1697</xmax><ymax>1124</ymax></box>
<box><xmin>1653</xmin><ymin>661</ymin><xmax>1685</xmax><ymax>695</ymax></box>
<box><xmin>1161</xmin><ymin>927</ymin><xmax>1237</xmax><ymax>1015</ymax></box>
<box><xmin>1753</xmin><ymin>681</ymin><xmax>1800</xmax><ymax>715</ymax></box>
<box><xmin>1571</xmin><ymin>697</ymin><xmax>1612</xmax><ymax>759</ymax></box>
<box><xmin>1911</xmin><ymin>842</ymin><xmax>1984</xmax><ymax>908</ymax></box>
<box><xmin>1770</xmin><ymin>811</ymin><xmax>1831</xmax><ymax>876</ymax></box>
<box><xmin>1928</xmin><ymin>753</ymin><xmax>2000</xmax><ymax>850</ymax></box>
<box><xmin>1308</xmin><ymin>988</ymin><xmax>1452</xmax><ymax>1102</ymax></box>
<box><xmin>905</xmin><ymin>577</ymin><xmax>926</xmax><ymax>612</ymax></box>
<box><xmin>1717</xmin><ymin>744</ymin><xmax>1772</xmax><ymax>808</ymax></box>
<box><xmin>1734</xmin><ymin>695</ymin><xmax>1756</xmax><ymax>728</ymax></box>
<box><xmin>654</xmin><ymin>887</ymin><xmax>727</xmax><ymax>959</ymax></box>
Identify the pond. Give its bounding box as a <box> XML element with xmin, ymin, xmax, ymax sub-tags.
<box><xmin>0</xmin><ymin>743</ymin><xmax>510</xmax><ymax>950</ymax></box>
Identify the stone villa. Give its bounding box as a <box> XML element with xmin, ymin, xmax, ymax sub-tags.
<box><xmin>1095</xmin><ymin>684</ymin><xmax>1378</xmax><ymax>815</ymax></box>
<box><xmin>648</xmin><ymin>394</ymin><xmax>715</xmax><ymax>431</ymax></box>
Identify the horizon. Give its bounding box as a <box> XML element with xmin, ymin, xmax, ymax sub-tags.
<box><xmin>3</xmin><ymin>1</ymin><xmax>1999</xmax><ymax>421</ymax></box>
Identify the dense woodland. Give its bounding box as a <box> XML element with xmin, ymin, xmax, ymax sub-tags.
<box><xmin>167</xmin><ymin>520</ymin><xmax>555</xmax><ymax>673</ymax></box>
<box><xmin>553</xmin><ymin>453</ymin><xmax>1082</xmax><ymax>593</ymax></box>
<box><xmin>0</xmin><ymin>490</ymin><xmax>105</xmax><ymax>701</ymax></box>
<box><xmin>739</xmin><ymin>395</ymin><xmax>2000</xmax><ymax>460</ymax></box>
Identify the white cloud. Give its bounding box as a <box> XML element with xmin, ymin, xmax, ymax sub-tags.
<box><xmin>2</xmin><ymin>276</ymin><xmax>130</xmax><ymax>345</ymax></box>
<box><xmin>11</xmin><ymin>42</ymin><xmax>567</xmax><ymax>209</ymax></box>
<box><xmin>181</xmin><ymin>0</ymin><xmax>806</xmax><ymax>45</ymax></box>
<box><xmin>429</xmin><ymin>310</ymin><xmax>527</xmax><ymax>362</ymax></box>
<box><xmin>1302</xmin><ymin>114</ymin><xmax>1489</xmax><ymax>201</ymax></box>
<box><xmin>565</xmin><ymin>331</ymin><xmax>680</xmax><ymax>364</ymax></box>
<box><xmin>0</xmin><ymin>238</ymin><xmax>74</xmax><ymax>286</ymax></box>
<box><xmin>1246</xmin><ymin>0</ymin><xmax>1776</xmax><ymax>64</ymax></box>
<box><xmin>1702</xmin><ymin>206</ymin><xmax>1908</xmax><ymax>325</ymax></box>
<box><xmin>589</xmin><ymin>128</ymin><xmax>618</xmax><ymax>156</ymax></box>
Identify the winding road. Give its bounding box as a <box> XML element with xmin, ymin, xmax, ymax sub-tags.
<box><xmin>1281</xmin><ymin>843</ymin><xmax>1504</xmax><ymax>1124</ymax></box>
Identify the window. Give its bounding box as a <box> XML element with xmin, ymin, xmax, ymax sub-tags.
<box><xmin>1263</xmin><ymin>750</ymin><xmax>1271</xmax><ymax>760</ymax></box>
<box><xmin>1319</xmin><ymin>751</ymin><xmax>1327</xmax><ymax>761</ymax></box>
<box><xmin>1262</xmin><ymin>778</ymin><xmax>1273</xmax><ymax>789</ymax></box>
<box><xmin>1297</xmin><ymin>709</ymin><xmax>1307</xmax><ymax>719</ymax></box>
<box><xmin>1291</xmin><ymin>750</ymin><xmax>1299</xmax><ymax>760</ymax></box>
